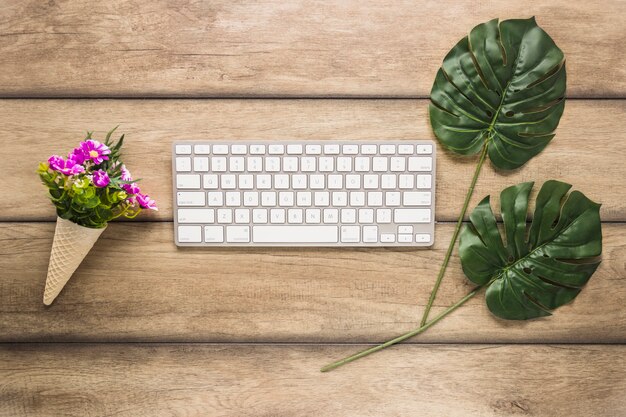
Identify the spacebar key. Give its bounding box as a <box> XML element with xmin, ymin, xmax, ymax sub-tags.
<box><xmin>253</xmin><ymin>226</ymin><xmax>338</xmax><ymax>243</ymax></box>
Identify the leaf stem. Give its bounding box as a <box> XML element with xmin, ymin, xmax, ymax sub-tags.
<box><xmin>419</xmin><ymin>144</ymin><xmax>489</xmax><ymax>327</ymax></box>
<box><xmin>321</xmin><ymin>285</ymin><xmax>483</xmax><ymax>372</ymax></box>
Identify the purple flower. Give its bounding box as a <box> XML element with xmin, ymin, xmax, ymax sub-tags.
<box><xmin>73</xmin><ymin>140</ymin><xmax>111</xmax><ymax>165</ymax></box>
<box><xmin>92</xmin><ymin>169</ymin><xmax>110</xmax><ymax>187</ymax></box>
<box><xmin>121</xmin><ymin>182</ymin><xmax>141</xmax><ymax>195</ymax></box>
<box><xmin>120</xmin><ymin>165</ymin><xmax>132</xmax><ymax>181</ymax></box>
<box><xmin>136</xmin><ymin>193</ymin><xmax>158</xmax><ymax>211</ymax></box>
<box><xmin>48</xmin><ymin>155</ymin><xmax>85</xmax><ymax>176</ymax></box>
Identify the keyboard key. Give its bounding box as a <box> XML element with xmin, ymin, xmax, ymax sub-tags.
<box><xmin>221</xmin><ymin>174</ymin><xmax>236</xmax><ymax>189</ymax></box>
<box><xmin>247</xmin><ymin>157</ymin><xmax>263</xmax><ymax>172</ymax></box>
<box><xmin>324</xmin><ymin>144</ymin><xmax>340</xmax><ymax>154</ymax></box>
<box><xmin>416</xmin><ymin>144</ymin><xmax>433</xmax><ymax>154</ymax></box>
<box><xmin>363</xmin><ymin>175</ymin><xmax>378</xmax><ymax>189</ymax></box>
<box><xmin>380</xmin><ymin>145</ymin><xmax>395</xmax><ymax>154</ymax></box>
<box><xmin>235</xmin><ymin>209</ymin><xmax>250</xmax><ymax>223</ymax></box>
<box><xmin>394</xmin><ymin>209</ymin><xmax>431</xmax><ymax>223</ymax></box>
<box><xmin>266</xmin><ymin>157</ymin><xmax>281</xmax><ymax>172</ymax></box>
<box><xmin>361</xmin><ymin>144</ymin><xmax>377</xmax><ymax>155</ymax></box>
<box><xmin>194</xmin><ymin>144</ymin><xmax>210</xmax><ymax>154</ymax></box>
<box><xmin>386</xmin><ymin>192</ymin><xmax>401</xmax><ymax>206</ymax></box>
<box><xmin>275</xmin><ymin>175</ymin><xmax>289</xmax><ymax>189</ymax></box>
<box><xmin>229</xmin><ymin>157</ymin><xmax>245</xmax><ymax>172</ymax></box>
<box><xmin>398</xmin><ymin>234</ymin><xmax>413</xmax><ymax>243</ymax></box>
<box><xmin>253</xmin><ymin>208</ymin><xmax>268</xmax><ymax>223</ymax></box>
<box><xmin>343</xmin><ymin>144</ymin><xmax>359</xmax><ymax>154</ymax></box>
<box><xmin>243</xmin><ymin>191</ymin><xmax>259</xmax><ymax>206</ymax></box>
<box><xmin>203</xmin><ymin>174</ymin><xmax>218</xmax><ymax>189</ymax></box>
<box><xmin>416</xmin><ymin>233</ymin><xmax>431</xmax><ymax>243</ymax></box>
<box><xmin>398</xmin><ymin>144</ymin><xmax>414</xmax><ymax>155</ymax></box>
<box><xmin>328</xmin><ymin>175</ymin><xmax>342</xmax><ymax>189</ymax></box>
<box><xmin>301</xmin><ymin>157</ymin><xmax>316</xmax><ymax>172</ymax></box>
<box><xmin>270</xmin><ymin>209</ymin><xmax>285</xmax><ymax>223</ymax></box>
<box><xmin>350</xmin><ymin>192</ymin><xmax>365</xmax><ymax>206</ymax></box>
<box><xmin>368</xmin><ymin>192</ymin><xmax>383</xmax><ymax>206</ymax></box>
<box><xmin>305</xmin><ymin>144</ymin><xmax>321</xmax><ymax>154</ymax></box>
<box><xmin>358</xmin><ymin>208</ymin><xmax>374</xmax><ymax>223</ymax></box>
<box><xmin>404</xmin><ymin>192</ymin><xmax>432</xmax><ymax>206</ymax></box>
<box><xmin>213</xmin><ymin>145</ymin><xmax>229</xmax><ymax>155</ymax></box>
<box><xmin>377</xmin><ymin>209</ymin><xmax>392</xmax><ymax>223</ymax></box>
<box><xmin>261</xmin><ymin>192</ymin><xmax>277</xmax><ymax>206</ymax></box>
<box><xmin>175</xmin><ymin>157</ymin><xmax>192</xmax><ymax>172</ymax></box>
<box><xmin>239</xmin><ymin>175</ymin><xmax>254</xmax><ymax>190</ymax></box>
<box><xmin>253</xmin><ymin>226</ymin><xmax>338</xmax><ymax>243</ymax></box>
<box><xmin>306</xmin><ymin>208</ymin><xmax>321</xmax><ymax>223</ymax></box>
<box><xmin>269</xmin><ymin>144</ymin><xmax>285</xmax><ymax>154</ymax></box>
<box><xmin>177</xmin><ymin>192</ymin><xmax>205</xmax><ymax>206</ymax></box>
<box><xmin>204</xmin><ymin>226</ymin><xmax>224</xmax><ymax>243</ymax></box>
<box><xmin>341</xmin><ymin>226</ymin><xmax>360</xmax><ymax>243</ymax></box>
<box><xmin>193</xmin><ymin>157</ymin><xmax>209</xmax><ymax>172</ymax></box>
<box><xmin>408</xmin><ymin>157</ymin><xmax>432</xmax><ymax>172</ymax></box>
<box><xmin>416</xmin><ymin>174</ymin><xmax>432</xmax><ymax>189</ymax></box>
<box><xmin>373</xmin><ymin>157</ymin><xmax>387</xmax><ymax>172</ymax></box>
<box><xmin>381</xmin><ymin>234</ymin><xmax>396</xmax><ymax>243</ymax></box>
<box><xmin>287</xmin><ymin>144</ymin><xmax>303</xmax><ymax>154</ymax></box>
<box><xmin>211</xmin><ymin>157</ymin><xmax>227</xmax><ymax>172</ymax></box>
<box><xmin>283</xmin><ymin>157</ymin><xmax>298</xmax><ymax>172</ymax></box>
<box><xmin>250</xmin><ymin>144</ymin><xmax>266</xmax><ymax>154</ymax></box>
<box><xmin>333</xmin><ymin>191</ymin><xmax>348</xmax><ymax>207</ymax></box>
<box><xmin>231</xmin><ymin>144</ymin><xmax>247</xmax><ymax>154</ymax></box>
<box><xmin>217</xmin><ymin>209</ymin><xmax>232</xmax><ymax>223</ymax></box>
<box><xmin>399</xmin><ymin>174</ymin><xmax>414</xmax><ymax>189</ymax></box>
<box><xmin>288</xmin><ymin>208</ymin><xmax>303</xmax><ymax>223</ymax></box>
<box><xmin>175</xmin><ymin>144</ymin><xmax>192</xmax><ymax>155</ymax></box>
<box><xmin>279</xmin><ymin>191</ymin><xmax>294</xmax><ymax>206</ymax></box>
<box><xmin>315</xmin><ymin>191</ymin><xmax>330</xmax><ymax>206</ymax></box>
<box><xmin>381</xmin><ymin>174</ymin><xmax>396</xmax><ymax>189</ymax></box>
<box><xmin>390</xmin><ymin>157</ymin><xmax>406</xmax><ymax>172</ymax></box>
<box><xmin>341</xmin><ymin>208</ymin><xmax>356</xmax><ymax>223</ymax></box>
<box><xmin>176</xmin><ymin>174</ymin><xmax>201</xmax><ymax>189</ymax></box>
<box><xmin>398</xmin><ymin>225</ymin><xmax>413</xmax><ymax>234</ymax></box>
<box><xmin>319</xmin><ymin>157</ymin><xmax>334</xmax><ymax>172</ymax></box>
<box><xmin>297</xmin><ymin>191</ymin><xmax>312</xmax><ymax>206</ymax></box>
<box><xmin>363</xmin><ymin>226</ymin><xmax>378</xmax><ymax>242</ymax></box>
<box><xmin>346</xmin><ymin>175</ymin><xmax>360</xmax><ymax>189</ymax></box>
<box><xmin>225</xmin><ymin>192</ymin><xmax>241</xmax><ymax>206</ymax></box>
<box><xmin>355</xmin><ymin>157</ymin><xmax>370</xmax><ymax>172</ymax></box>
<box><xmin>178</xmin><ymin>225</ymin><xmax>201</xmax><ymax>242</ymax></box>
<box><xmin>257</xmin><ymin>175</ymin><xmax>272</xmax><ymax>189</ymax></box>
<box><xmin>323</xmin><ymin>208</ymin><xmax>339</xmax><ymax>223</ymax></box>
<box><xmin>310</xmin><ymin>175</ymin><xmax>325</xmax><ymax>189</ymax></box>
<box><xmin>337</xmin><ymin>157</ymin><xmax>352</xmax><ymax>172</ymax></box>
<box><xmin>208</xmin><ymin>192</ymin><xmax>223</xmax><ymax>206</ymax></box>
<box><xmin>227</xmin><ymin>225</ymin><xmax>250</xmax><ymax>242</ymax></box>
<box><xmin>178</xmin><ymin>209</ymin><xmax>214</xmax><ymax>223</ymax></box>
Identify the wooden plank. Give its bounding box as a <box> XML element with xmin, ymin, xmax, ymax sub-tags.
<box><xmin>0</xmin><ymin>99</ymin><xmax>624</xmax><ymax>222</ymax></box>
<box><xmin>0</xmin><ymin>344</ymin><xmax>624</xmax><ymax>416</ymax></box>
<box><xmin>0</xmin><ymin>222</ymin><xmax>623</xmax><ymax>343</ymax></box>
<box><xmin>0</xmin><ymin>1</ymin><xmax>624</xmax><ymax>97</ymax></box>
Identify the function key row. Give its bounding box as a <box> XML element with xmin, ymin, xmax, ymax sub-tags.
<box><xmin>175</xmin><ymin>143</ymin><xmax>433</xmax><ymax>156</ymax></box>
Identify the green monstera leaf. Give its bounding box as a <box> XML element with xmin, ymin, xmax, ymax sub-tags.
<box><xmin>429</xmin><ymin>17</ymin><xmax>566</xmax><ymax>169</ymax></box>
<box><xmin>459</xmin><ymin>181</ymin><xmax>602</xmax><ymax>320</ymax></box>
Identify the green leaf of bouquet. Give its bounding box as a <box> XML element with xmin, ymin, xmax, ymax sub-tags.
<box><xmin>429</xmin><ymin>17</ymin><xmax>566</xmax><ymax>169</ymax></box>
<box><xmin>459</xmin><ymin>180</ymin><xmax>602</xmax><ymax>320</ymax></box>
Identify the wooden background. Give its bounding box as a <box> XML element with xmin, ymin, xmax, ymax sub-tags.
<box><xmin>1</xmin><ymin>1</ymin><xmax>625</xmax><ymax>416</ymax></box>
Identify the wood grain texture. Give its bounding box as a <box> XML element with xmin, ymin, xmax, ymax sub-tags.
<box><xmin>1</xmin><ymin>344</ymin><xmax>624</xmax><ymax>417</ymax></box>
<box><xmin>1</xmin><ymin>222</ymin><xmax>623</xmax><ymax>343</ymax></box>
<box><xmin>0</xmin><ymin>1</ymin><xmax>624</xmax><ymax>98</ymax></box>
<box><xmin>1</xmin><ymin>99</ymin><xmax>624</xmax><ymax>222</ymax></box>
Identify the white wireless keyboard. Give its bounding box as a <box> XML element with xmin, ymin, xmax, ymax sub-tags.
<box><xmin>172</xmin><ymin>141</ymin><xmax>436</xmax><ymax>247</ymax></box>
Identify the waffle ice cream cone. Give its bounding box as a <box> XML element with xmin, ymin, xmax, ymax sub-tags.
<box><xmin>43</xmin><ymin>217</ymin><xmax>106</xmax><ymax>305</ymax></box>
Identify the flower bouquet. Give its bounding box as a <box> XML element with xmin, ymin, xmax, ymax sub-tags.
<box><xmin>38</xmin><ymin>127</ymin><xmax>156</xmax><ymax>305</ymax></box>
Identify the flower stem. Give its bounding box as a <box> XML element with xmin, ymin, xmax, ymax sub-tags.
<box><xmin>320</xmin><ymin>285</ymin><xmax>483</xmax><ymax>372</ymax></box>
<box><xmin>419</xmin><ymin>144</ymin><xmax>488</xmax><ymax>327</ymax></box>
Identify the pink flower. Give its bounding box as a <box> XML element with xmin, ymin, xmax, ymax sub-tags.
<box><xmin>92</xmin><ymin>170</ymin><xmax>110</xmax><ymax>187</ymax></box>
<box><xmin>120</xmin><ymin>165</ymin><xmax>132</xmax><ymax>181</ymax></box>
<box><xmin>121</xmin><ymin>182</ymin><xmax>141</xmax><ymax>195</ymax></box>
<box><xmin>73</xmin><ymin>140</ymin><xmax>111</xmax><ymax>165</ymax></box>
<box><xmin>48</xmin><ymin>155</ymin><xmax>85</xmax><ymax>176</ymax></box>
<box><xmin>136</xmin><ymin>193</ymin><xmax>158</xmax><ymax>211</ymax></box>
